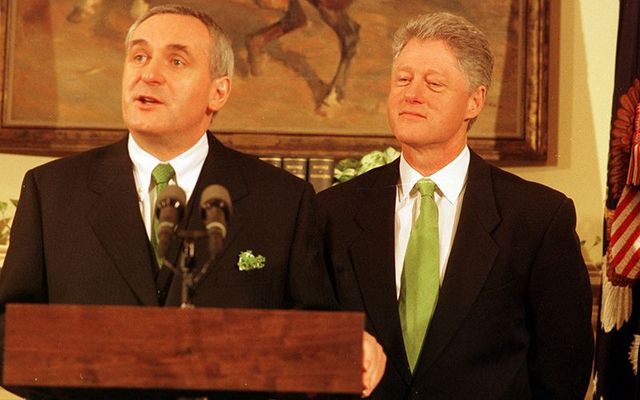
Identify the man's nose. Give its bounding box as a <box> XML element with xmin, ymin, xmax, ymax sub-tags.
<box><xmin>403</xmin><ymin>81</ymin><xmax>425</xmax><ymax>104</ymax></box>
<box><xmin>140</xmin><ymin>58</ymin><xmax>165</xmax><ymax>85</ymax></box>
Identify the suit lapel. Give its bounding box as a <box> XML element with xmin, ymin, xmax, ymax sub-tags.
<box><xmin>348</xmin><ymin>160</ymin><xmax>412</xmax><ymax>385</ymax></box>
<box><xmin>86</xmin><ymin>139</ymin><xmax>159</xmax><ymax>306</ymax></box>
<box><xmin>413</xmin><ymin>151</ymin><xmax>500</xmax><ymax>377</ymax></box>
<box><xmin>164</xmin><ymin>134</ymin><xmax>249</xmax><ymax>305</ymax></box>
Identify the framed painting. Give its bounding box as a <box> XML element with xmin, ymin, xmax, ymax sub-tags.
<box><xmin>0</xmin><ymin>0</ymin><xmax>547</xmax><ymax>160</ymax></box>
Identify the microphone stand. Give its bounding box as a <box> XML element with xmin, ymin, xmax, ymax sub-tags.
<box><xmin>161</xmin><ymin>230</ymin><xmax>216</xmax><ymax>400</ymax></box>
<box><xmin>163</xmin><ymin>229</ymin><xmax>210</xmax><ymax>309</ymax></box>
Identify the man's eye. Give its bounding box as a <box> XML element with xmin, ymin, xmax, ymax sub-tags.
<box><xmin>172</xmin><ymin>59</ymin><xmax>185</xmax><ymax>67</ymax></box>
<box><xmin>133</xmin><ymin>54</ymin><xmax>147</xmax><ymax>63</ymax></box>
<box><xmin>428</xmin><ymin>81</ymin><xmax>444</xmax><ymax>90</ymax></box>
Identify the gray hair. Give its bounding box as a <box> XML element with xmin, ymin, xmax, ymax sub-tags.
<box><xmin>125</xmin><ymin>4</ymin><xmax>234</xmax><ymax>79</ymax></box>
<box><xmin>392</xmin><ymin>12</ymin><xmax>493</xmax><ymax>127</ymax></box>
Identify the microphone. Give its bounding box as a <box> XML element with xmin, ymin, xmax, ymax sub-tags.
<box><xmin>155</xmin><ymin>185</ymin><xmax>186</xmax><ymax>260</ymax></box>
<box><xmin>200</xmin><ymin>185</ymin><xmax>233</xmax><ymax>261</ymax></box>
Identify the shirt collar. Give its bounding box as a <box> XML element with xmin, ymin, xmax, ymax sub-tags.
<box><xmin>128</xmin><ymin>132</ymin><xmax>209</xmax><ymax>199</ymax></box>
<box><xmin>397</xmin><ymin>145</ymin><xmax>470</xmax><ymax>204</ymax></box>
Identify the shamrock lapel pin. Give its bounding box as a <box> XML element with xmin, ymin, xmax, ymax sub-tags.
<box><xmin>237</xmin><ymin>250</ymin><xmax>266</xmax><ymax>271</ymax></box>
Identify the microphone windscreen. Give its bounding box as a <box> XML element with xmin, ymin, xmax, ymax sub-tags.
<box><xmin>158</xmin><ymin>185</ymin><xmax>187</xmax><ymax>205</ymax></box>
<box><xmin>200</xmin><ymin>185</ymin><xmax>232</xmax><ymax>261</ymax></box>
<box><xmin>200</xmin><ymin>185</ymin><xmax>233</xmax><ymax>216</ymax></box>
<box><xmin>155</xmin><ymin>185</ymin><xmax>186</xmax><ymax>261</ymax></box>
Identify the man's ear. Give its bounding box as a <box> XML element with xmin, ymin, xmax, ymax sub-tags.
<box><xmin>465</xmin><ymin>85</ymin><xmax>486</xmax><ymax>120</ymax></box>
<box><xmin>208</xmin><ymin>76</ymin><xmax>232</xmax><ymax>113</ymax></box>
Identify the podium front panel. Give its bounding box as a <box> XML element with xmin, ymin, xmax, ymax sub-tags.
<box><xmin>3</xmin><ymin>304</ymin><xmax>363</xmax><ymax>394</ymax></box>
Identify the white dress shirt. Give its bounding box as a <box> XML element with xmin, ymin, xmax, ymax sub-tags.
<box><xmin>394</xmin><ymin>146</ymin><xmax>470</xmax><ymax>298</ymax></box>
<box><xmin>128</xmin><ymin>133</ymin><xmax>209</xmax><ymax>239</ymax></box>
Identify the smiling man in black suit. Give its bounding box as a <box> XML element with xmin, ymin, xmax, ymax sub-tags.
<box><xmin>318</xmin><ymin>12</ymin><xmax>593</xmax><ymax>400</ymax></box>
<box><xmin>0</xmin><ymin>4</ymin><xmax>384</xmax><ymax>399</ymax></box>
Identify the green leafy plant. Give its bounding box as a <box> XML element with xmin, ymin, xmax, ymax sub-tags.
<box><xmin>0</xmin><ymin>199</ymin><xmax>17</xmax><ymax>246</ymax></box>
<box><xmin>580</xmin><ymin>236</ymin><xmax>602</xmax><ymax>249</ymax></box>
<box><xmin>580</xmin><ymin>235</ymin><xmax>603</xmax><ymax>265</ymax></box>
<box><xmin>334</xmin><ymin>147</ymin><xmax>400</xmax><ymax>184</ymax></box>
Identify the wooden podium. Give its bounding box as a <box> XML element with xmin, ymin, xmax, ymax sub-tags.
<box><xmin>2</xmin><ymin>304</ymin><xmax>364</xmax><ymax>398</ymax></box>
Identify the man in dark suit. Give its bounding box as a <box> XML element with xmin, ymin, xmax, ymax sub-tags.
<box><xmin>0</xmin><ymin>4</ymin><xmax>384</xmax><ymax>398</ymax></box>
<box><xmin>318</xmin><ymin>12</ymin><xmax>593</xmax><ymax>399</ymax></box>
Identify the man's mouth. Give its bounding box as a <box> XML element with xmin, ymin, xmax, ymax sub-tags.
<box><xmin>399</xmin><ymin>111</ymin><xmax>426</xmax><ymax>119</ymax></box>
<box><xmin>135</xmin><ymin>95</ymin><xmax>162</xmax><ymax>105</ymax></box>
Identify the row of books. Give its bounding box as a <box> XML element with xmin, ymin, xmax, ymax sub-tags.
<box><xmin>259</xmin><ymin>157</ymin><xmax>335</xmax><ymax>193</ymax></box>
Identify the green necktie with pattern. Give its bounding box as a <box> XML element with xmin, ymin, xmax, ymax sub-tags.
<box><xmin>399</xmin><ymin>178</ymin><xmax>440</xmax><ymax>372</ymax></box>
<box><xmin>151</xmin><ymin>163</ymin><xmax>175</xmax><ymax>268</ymax></box>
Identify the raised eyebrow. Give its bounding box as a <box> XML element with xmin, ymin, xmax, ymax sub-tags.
<box><xmin>393</xmin><ymin>64</ymin><xmax>415</xmax><ymax>74</ymax></box>
<box><xmin>425</xmin><ymin>73</ymin><xmax>446</xmax><ymax>82</ymax></box>
<box><xmin>127</xmin><ymin>38</ymin><xmax>148</xmax><ymax>51</ymax></box>
<box><xmin>166</xmin><ymin>44</ymin><xmax>190</xmax><ymax>55</ymax></box>
<box><xmin>126</xmin><ymin>40</ymin><xmax>190</xmax><ymax>55</ymax></box>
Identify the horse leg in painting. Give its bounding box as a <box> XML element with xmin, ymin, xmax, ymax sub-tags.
<box><xmin>66</xmin><ymin>0</ymin><xmax>102</xmax><ymax>23</ymax></box>
<box><xmin>246</xmin><ymin>0</ymin><xmax>359</xmax><ymax>116</ymax></box>
<box><xmin>66</xmin><ymin>0</ymin><xmax>149</xmax><ymax>23</ymax></box>
<box><xmin>246</xmin><ymin>0</ymin><xmax>308</xmax><ymax>76</ymax></box>
<box><xmin>311</xmin><ymin>0</ymin><xmax>360</xmax><ymax>116</ymax></box>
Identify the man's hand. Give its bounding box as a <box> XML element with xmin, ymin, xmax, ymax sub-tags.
<box><xmin>362</xmin><ymin>331</ymin><xmax>386</xmax><ymax>398</ymax></box>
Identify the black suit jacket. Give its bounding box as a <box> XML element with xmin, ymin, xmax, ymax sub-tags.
<box><xmin>318</xmin><ymin>151</ymin><xmax>593</xmax><ymax>400</ymax></box>
<box><xmin>0</xmin><ymin>133</ymin><xmax>337</xmax><ymax>399</ymax></box>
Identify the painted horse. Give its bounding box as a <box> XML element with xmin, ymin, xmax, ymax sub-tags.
<box><xmin>67</xmin><ymin>0</ymin><xmax>360</xmax><ymax>116</ymax></box>
<box><xmin>66</xmin><ymin>0</ymin><xmax>150</xmax><ymax>23</ymax></box>
<box><xmin>247</xmin><ymin>0</ymin><xmax>360</xmax><ymax>116</ymax></box>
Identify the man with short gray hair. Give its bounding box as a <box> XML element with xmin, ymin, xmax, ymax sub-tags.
<box><xmin>0</xmin><ymin>4</ymin><xmax>384</xmax><ymax>398</ymax></box>
<box><xmin>318</xmin><ymin>12</ymin><xmax>593</xmax><ymax>399</ymax></box>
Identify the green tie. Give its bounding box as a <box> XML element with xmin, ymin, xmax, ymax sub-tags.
<box><xmin>151</xmin><ymin>163</ymin><xmax>175</xmax><ymax>268</ymax></box>
<box><xmin>399</xmin><ymin>178</ymin><xmax>440</xmax><ymax>372</ymax></box>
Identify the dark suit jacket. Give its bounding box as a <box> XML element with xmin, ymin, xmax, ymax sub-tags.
<box><xmin>0</xmin><ymin>133</ymin><xmax>337</xmax><ymax>399</ymax></box>
<box><xmin>317</xmin><ymin>151</ymin><xmax>593</xmax><ymax>400</ymax></box>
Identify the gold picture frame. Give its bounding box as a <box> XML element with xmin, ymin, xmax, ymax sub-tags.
<box><xmin>0</xmin><ymin>0</ymin><xmax>547</xmax><ymax>161</ymax></box>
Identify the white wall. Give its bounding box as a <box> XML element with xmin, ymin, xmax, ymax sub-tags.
<box><xmin>0</xmin><ymin>153</ymin><xmax>54</xmax><ymax>207</ymax></box>
<box><xmin>505</xmin><ymin>0</ymin><xmax>617</xmax><ymax>264</ymax></box>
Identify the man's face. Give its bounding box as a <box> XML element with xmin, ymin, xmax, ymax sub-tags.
<box><xmin>121</xmin><ymin>13</ymin><xmax>228</xmax><ymax>144</ymax></box>
<box><xmin>387</xmin><ymin>38</ymin><xmax>485</xmax><ymax>156</ymax></box>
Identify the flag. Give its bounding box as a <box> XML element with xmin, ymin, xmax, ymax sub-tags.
<box><xmin>594</xmin><ymin>1</ymin><xmax>640</xmax><ymax>398</ymax></box>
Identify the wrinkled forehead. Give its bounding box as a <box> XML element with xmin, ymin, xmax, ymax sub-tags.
<box><xmin>128</xmin><ymin>13</ymin><xmax>211</xmax><ymax>52</ymax></box>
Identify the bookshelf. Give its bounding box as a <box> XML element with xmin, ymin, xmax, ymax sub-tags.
<box><xmin>261</xmin><ymin>156</ymin><xmax>335</xmax><ymax>193</ymax></box>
